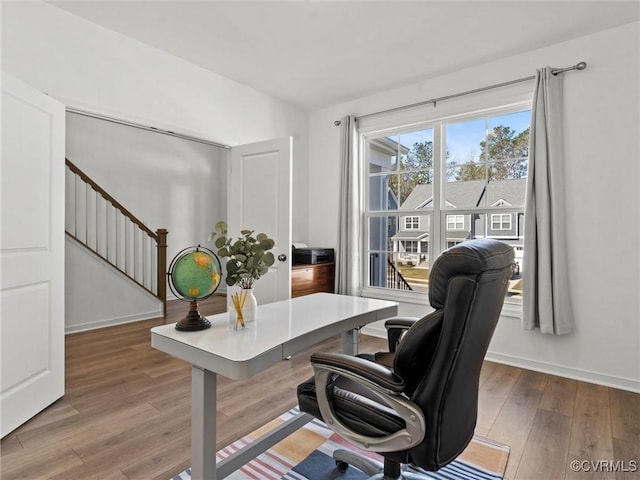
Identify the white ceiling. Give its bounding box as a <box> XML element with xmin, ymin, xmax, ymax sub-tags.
<box><xmin>49</xmin><ymin>1</ymin><xmax>639</xmax><ymax>111</ymax></box>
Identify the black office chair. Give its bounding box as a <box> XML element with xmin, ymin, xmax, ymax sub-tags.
<box><xmin>297</xmin><ymin>239</ymin><xmax>514</xmax><ymax>479</ymax></box>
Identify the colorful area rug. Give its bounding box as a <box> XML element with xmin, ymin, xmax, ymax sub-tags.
<box><xmin>173</xmin><ymin>408</ymin><xmax>509</xmax><ymax>480</ymax></box>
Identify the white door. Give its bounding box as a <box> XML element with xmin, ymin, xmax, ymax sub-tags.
<box><xmin>228</xmin><ymin>137</ymin><xmax>292</xmax><ymax>304</ymax></box>
<box><xmin>1</xmin><ymin>74</ymin><xmax>65</xmax><ymax>437</ymax></box>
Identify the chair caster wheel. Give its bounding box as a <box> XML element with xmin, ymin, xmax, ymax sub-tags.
<box><xmin>336</xmin><ymin>460</ymin><xmax>349</xmax><ymax>473</ymax></box>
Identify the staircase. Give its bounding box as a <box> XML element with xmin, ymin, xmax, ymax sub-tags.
<box><xmin>65</xmin><ymin>159</ymin><xmax>168</xmax><ymax>314</ymax></box>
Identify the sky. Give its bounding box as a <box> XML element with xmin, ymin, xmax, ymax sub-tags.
<box><xmin>390</xmin><ymin>109</ymin><xmax>531</xmax><ymax>165</ymax></box>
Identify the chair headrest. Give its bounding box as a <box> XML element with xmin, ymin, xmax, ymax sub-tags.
<box><xmin>428</xmin><ymin>239</ymin><xmax>514</xmax><ymax>309</ymax></box>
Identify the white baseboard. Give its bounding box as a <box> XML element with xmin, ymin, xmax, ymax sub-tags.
<box><xmin>361</xmin><ymin>325</ymin><xmax>639</xmax><ymax>393</ymax></box>
<box><xmin>361</xmin><ymin>324</ymin><xmax>387</xmax><ymax>338</ymax></box>
<box><xmin>65</xmin><ymin>308</ymin><xmax>162</xmax><ymax>334</ymax></box>
<box><xmin>485</xmin><ymin>352</ymin><xmax>640</xmax><ymax>393</ymax></box>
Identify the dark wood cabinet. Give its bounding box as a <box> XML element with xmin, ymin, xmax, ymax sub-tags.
<box><xmin>291</xmin><ymin>262</ymin><xmax>335</xmax><ymax>298</ymax></box>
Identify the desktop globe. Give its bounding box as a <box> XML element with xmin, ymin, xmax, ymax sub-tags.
<box><xmin>171</xmin><ymin>249</ymin><xmax>221</xmax><ymax>299</ymax></box>
<box><xmin>167</xmin><ymin>246</ymin><xmax>222</xmax><ymax>331</ymax></box>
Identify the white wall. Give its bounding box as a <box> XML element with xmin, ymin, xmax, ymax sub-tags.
<box><xmin>2</xmin><ymin>1</ymin><xmax>309</xmax><ymax>329</ymax></box>
<box><xmin>307</xmin><ymin>22</ymin><xmax>640</xmax><ymax>392</ymax></box>
<box><xmin>65</xmin><ymin>112</ymin><xmax>227</xmax><ymax>268</ymax></box>
<box><xmin>1</xmin><ymin>0</ymin><xmax>309</xmax><ymax>243</ymax></box>
<box><xmin>65</xmin><ymin>239</ymin><xmax>163</xmax><ymax>333</ymax></box>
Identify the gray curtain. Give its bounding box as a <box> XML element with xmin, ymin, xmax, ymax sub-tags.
<box><xmin>522</xmin><ymin>67</ymin><xmax>573</xmax><ymax>334</ymax></box>
<box><xmin>335</xmin><ymin>115</ymin><xmax>362</xmax><ymax>296</ymax></box>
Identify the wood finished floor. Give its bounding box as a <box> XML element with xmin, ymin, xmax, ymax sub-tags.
<box><xmin>1</xmin><ymin>295</ymin><xmax>638</xmax><ymax>480</ymax></box>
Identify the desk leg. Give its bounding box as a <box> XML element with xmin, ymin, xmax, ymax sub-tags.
<box><xmin>342</xmin><ymin>328</ymin><xmax>359</xmax><ymax>355</ymax></box>
<box><xmin>191</xmin><ymin>366</ymin><xmax>217</xmax><ymax>480</ymax></box>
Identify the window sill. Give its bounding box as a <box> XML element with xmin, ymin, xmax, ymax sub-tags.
<box><xmin>361</xmin><ymin>286</ymin><xmax>430</xmax><ymax>306</ymax></box>
<box><xmin>500</xmin><ymin>301</ymin><xmax>523</xmax><ymax>320</ymax></box>
<box><xmin>361</xmin><ymin>287</ymin><xmax>523</xmax><ymax>320</ymax></box>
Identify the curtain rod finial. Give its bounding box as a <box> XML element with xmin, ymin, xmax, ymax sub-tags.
<box><xmin>334</xmin><ymin>120</ymin><xmax>342</xmax><ymax>126</ymax></box>
<box><xmin>576</xmin><ymin>61</ymin><xmax>587</xmax><ymax>71</ymax></box>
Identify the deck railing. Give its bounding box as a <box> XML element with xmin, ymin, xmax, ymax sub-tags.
<box><xmin>387</xmin><ymin>258</ymin><xmax>413</xmax><ymax>291</ymax></box>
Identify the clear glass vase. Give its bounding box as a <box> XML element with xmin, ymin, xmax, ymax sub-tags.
<box><xmin>228</xmin><ymin>286</ymin><xmax>258</xmax><ymax>330</ymax></box>
<box><xmin>243</xmin><ymin>288</ymin><xmax>258</xmax><ymax>322</ymax></box>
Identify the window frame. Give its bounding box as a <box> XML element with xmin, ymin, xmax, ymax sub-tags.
<box><xmin>361</xmin><ymin>101</ymin><xmax>530</xmax><ymax>307</ymax></box>
<box><xmin>491</xmin><ymin>213</ymin><xmax>512</xmax><ymax>230</ymax></box>
<box><xmin>404</xmin><ymin>216</ymin><xmax>420</xmax><ymax>230</ymax></box>
<box><xmin>446</xmin><ymin>214</ymin><xmax>465</xmax><ymax>230</ymax></box>
<box><xmin>402</xmin><ymin>240</ymin><xmax>418</xmax><ymax>253</ymax></box>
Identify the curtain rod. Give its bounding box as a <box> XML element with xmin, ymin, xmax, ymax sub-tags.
<box><xmin>334</xmin><ymin>61</ymin><xmax>587</xmax><ymax>125</ymax></box>
<box><xmin>66</xmin><ymin>107</ymin><xmax>231</xmax><ymax>149</ymax></box>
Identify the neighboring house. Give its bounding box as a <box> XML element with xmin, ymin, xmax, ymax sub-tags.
<box><xmin>392</xmin><ymin>178</ymin><xmax>526</xmax><ymax>269</ymax></box>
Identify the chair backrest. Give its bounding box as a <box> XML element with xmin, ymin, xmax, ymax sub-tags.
<box><xmin>393</xmin><ymin>238</ymin><xmax>514</xmax><ymax>471</ymax></box>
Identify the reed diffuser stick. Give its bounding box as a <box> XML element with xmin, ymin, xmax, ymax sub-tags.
<box><xmin>231</xmin><ymin>290</ymin><xmax>248</xmax><ymax>329</ymax></box>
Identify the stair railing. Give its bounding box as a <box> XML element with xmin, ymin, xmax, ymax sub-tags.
<box><xmin>387</xmin><ymin>258</ymin><xmax>413</xmax><ymax>291</ymax></box>
<box><xmin>65</xmin><ymin>159</ymin><xmax>168</xmax><ymax>314</ymax></box>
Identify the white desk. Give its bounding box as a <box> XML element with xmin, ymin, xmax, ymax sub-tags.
<box><xmin>151</xmin><ymin>293</ymin><xmax>398</xmax><ymax>480</ymax></box>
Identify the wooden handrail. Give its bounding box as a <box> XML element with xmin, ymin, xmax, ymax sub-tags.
<box><xmin>66</xmin><ymin>159</ymin><xmax>157</xmax><ymax>240</ymax></box>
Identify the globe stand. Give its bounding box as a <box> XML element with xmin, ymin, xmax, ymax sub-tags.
<box><xmin>175</xmin><ymin>300</ymin><xmax>211</xmax><ymax>331</ymax></box>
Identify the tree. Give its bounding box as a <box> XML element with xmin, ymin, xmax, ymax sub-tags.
<box><xmin>453</xmin><ymin>126</ymin><xmax>529</xmax><ymax>181</ymax></box>
<box><xmin>389</xmin><ymin>140</ymin><xmax>433</xmax><ymax>204</ymax></box>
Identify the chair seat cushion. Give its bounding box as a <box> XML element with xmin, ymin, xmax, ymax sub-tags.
<box><xmin>373</xmin><ymin>351</ymin><xmax>395</xmax><ymax>368</ymax></box>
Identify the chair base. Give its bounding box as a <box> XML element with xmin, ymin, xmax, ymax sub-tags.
<box><xmin>333</xmin><ymin>449</ymin><xmax>431</xmax><ymax>480</ymax></box>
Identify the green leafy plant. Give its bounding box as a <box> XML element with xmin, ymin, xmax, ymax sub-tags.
<box><xmin>208</xmin><ymin>221</ymin><xmax>275</xmax><ymax>289</ymax></box>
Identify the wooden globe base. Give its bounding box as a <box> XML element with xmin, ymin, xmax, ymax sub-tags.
<box><xmin>175</xmin><ymin>300</ymin><xmax>211</xmax><ymax>331</ymax></box>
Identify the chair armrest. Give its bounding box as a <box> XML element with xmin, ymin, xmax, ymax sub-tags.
<box><xmin>385</xmin><ymin>317</ymin><xmax>419</xmax><ymax>329</ymax></box>
<box><xmin>384</xmin><ymin>316</ymin><xmax>419</xmax><ymax>352</ymax></box>
<box><xmin>311</xmin><ymin>352</ymin><xmax>425</xmax><ymax>453</ymax></box>
<box><xmin>310</xmin><ymin>352</ymin><xmax>404</xmax><ymax>393</ymax></box>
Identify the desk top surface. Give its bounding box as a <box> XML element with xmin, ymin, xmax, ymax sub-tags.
<box><xmin>151</xmin><ymin>293</ymin><xmax>397</xmax><ymax>378</ymax></box>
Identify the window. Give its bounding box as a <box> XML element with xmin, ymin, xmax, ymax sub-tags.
<box><xmin>402</xmin><ymin>240</ymin><xmax>418</xmax><ymax>253</ymax></box>
<box><xmin>404</xmin><ymin>216</ymin><xmax>420</xmax><ymax>230</ymax></box>
<box><xmin>491</xmin><ymin>213</ymin><xmax>512</xmax><ymax>230</ymax></box>
<box><xmin>446</xmin><ymin>215</ymin><xmax>465</xmax><ymax>230</ymax></box>
<box><xmin>365</xmin><ymin>106</ymin><xmax>529</xmax><ymax>303</ymax></box>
